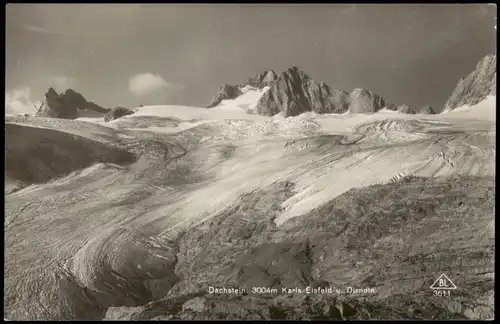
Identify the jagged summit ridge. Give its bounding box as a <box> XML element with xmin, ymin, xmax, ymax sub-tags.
<box><xmin>255</xmin><ymin>66</ymin><xmax>351</xmax><ymax>117</ymax></box>
<box><xmin>208</xmin><ymin>66</ymin><xmax>392</xmax><ymax>116</ymax></box>
<box><xmin>255</xmin><ymin>66</ymin><xmax>391</xmax><ymax>117</ymax></box>
<box><xmin>244</xmin><ymin>69</ymin><xmax>278</xmax><ymax>88</ymax></box>
<box><xmin>207</xmin><ymin>54</ymin><xmax>496</xmax><ymax>116</ymax></box>
<box><xmin>348</xmin><ymin>88</ymin><xmax>386</xmax><ymax>114</ymax></box>
<box><xmin>207</xmin><ymin>70</ymin><xmax>277</xmax><ymax>108</ymax></box>
<box><xmin>419</xmin><ymin>105</ymin><xmax>436</xmax><ymax>115</ymax></box>
<box><xmin>207</xmin><ymin>84</ymin><xmax>243</xmax><ymax>108</ymax></box>
<box><xmin>36</xmin><ymin>88</ymin><xmax>109</xmax><ymax>119</ymax></box>
<box><xmin>445</xmin><ymin>54</ymin><xmax>496</xmax><ymax>111</ymax></box>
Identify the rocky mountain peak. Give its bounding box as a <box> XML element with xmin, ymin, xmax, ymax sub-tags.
<box><xmin>245</xmin><ymin>70</ymin><xmax>278</xmax><ymax>89</ymax></box>
<box><xmin>350</xmin><ymin>88</ymin><xmax>369</xmax><ymax>96</ymax></box>
<box><xmin>419</xmin><ymin>105</ymin><xmax>436</xmax><ymax>115</ymax></box>
<box><xmin>260</xmin><ymin>70</ymin><xmax>278</xmax><ymax>87</ymax></box>
<box><xmin>478</xmin><ymin>53</ymin><xmax>496</xmax><ymax>69</ymax></box>
<box><xmin>60</xmin><ymin>89</ymin><xmax>87</xmax><ymax>108</ymax></box>
<box><xmin>281</xmin><ymin>66</ymin><xmax>310</xmax><ymax>81</ymax></box>
<box><xmin>255</xmin><ymin>67</ymin><xmax>352</xmax><ymax>117</ymax></box>
<box><xmin>348</xmin><ymin>88</ymin><xmax>387</xmax><ymax>114</ymax></box>
<box><xmin>445</xmin><ymin>53</ymin><xmax>496</xmax><ymax>111</ymax></box>
<box><xmin>36</xmin><ymin>88</ymin><xmax>109</xmax><ymax>119</ymax></box>
<box><xmin>207</xmin><ymin>84</ymin><xmax>242</xmax><ymax>108</ymax></box>
<box><xmin>397</xmin><ymin>104</ymin><xmax>414</xmax><ymax>114</ymax></box>
<box><xmin>207</xmin><ymin>69</ymin><xmax>278</xmax><ymax>108</ymax></box>
<box><xmin>208</xmin><ymin>66</ymin><xmax>393</xmax><ymax>117</ymax></box>
<box><xmin>37</xmin><ymin>88</ymin><xmax>76</xmax><ymax>119</ymax></box>
<box><xmin>44</xmin><ymin>88</ymin><xmax>61</xmax><ymax>108</ymax></box>
<box><xmin>46</xmin><ymin>87</ymin><xmax>59</xmax><ymax>97</ymax></box>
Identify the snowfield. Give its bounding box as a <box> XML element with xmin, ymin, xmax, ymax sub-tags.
<box><xmin>440</xmin><ymin>95</ymin><xmax>496</xmax><ymax>121</ymax></box>
<box><xmin>217</xmin><ymin>85</ymin><xmax>270</xmax><ymax>113</ymax></box>
<box><xmin>5</xmin><ymin>96</ymin><xmax>495</xmax><ymax>320</ymax></box>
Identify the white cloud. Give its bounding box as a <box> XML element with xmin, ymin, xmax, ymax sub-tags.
<box><xmin>128</xmin><ymin>73</ymin><xmax>183</xmax><ymax>97</ymax></box>
<box><xmin>49</xmin><ymin>76</ymin><xmax>77</xmax><ymax>92</ymax></box>
<box><xmin>5</xmin><ymin>87</ymin><xmax>42</xmax><ymax>115</ymax></box>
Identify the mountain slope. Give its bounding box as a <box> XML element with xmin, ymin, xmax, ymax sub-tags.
<box><xmin>36</xmin><ymin>88</ymin><xmax>110</xmax><ymax>119</ymax></box>
<box><xmin>255</xmin><ymin>67</ymin><xmax>353</xmax><ymax>117</ymax></box>
<box><xmin>209</xmin><ymin>67</ymin><xmax>391</xmax><ymax>117</ymax></box>
<box><xmin>207</xmin><ymin>85</ymin><xmax>243</xmax><ymax>108</ymax></box>
<box><xmin>244</xmin><ymin>70</ymin><xmax>278</xmax><ymax>88</ymax></box>
<box><xmin>5</xmin><ymin>102</ymin><xmax>495</xmax><ymax>320</ymax></box>
<box><xmin>5</xmin><ymin>123</ymin><xmax>135</xmax><ymax>193</ymax></box>
<box><xmin>4</xmin><ymin>51</ymin><xmax>496</xmax><ymax>321</ymax></box>
<box><xmin>419</xmin><ymin>105</ymin><xmax>436</xmax><ymax>115</ymax></box>
<box><xmin>348</xmin><ymin>88</ymin><xmax>386</xmax><ymax>114</ymax></box>
<box><xmin>106</xmin><ymin>175</ymin><xmax>494</xmax><ymax>320</ymax></box>
<box><xmin>445</xmin><ymin>54</ymin><xmax>496</xmax><ymax>111</ymax></box>
<box><xmin>207</xmin><ymin>70</ymin><xmax>278</xmax><ymax>109</ymax></box>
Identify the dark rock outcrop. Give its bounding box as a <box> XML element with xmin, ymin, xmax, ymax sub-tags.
<box><xmin>104</xmin><ymin>107</ymin><xmax>135</xmax><ymax>122</ymax></box>
<box><xmin>85</xmin><ymin>102</ymin><xmax>109</xmax><ymax>114</ymax></box>
<box><xmin>208</xmin><ymin>67</ymin><xmax>390</xmax><ymax>117</ymax></box>
<box><xmin>308</xmin><ymin>83</ymin><xmax>351</xmax><ymax>114</ymax></box>
<box><xmin>255</xmin><ymin>67</ymin><xmax>311</xmax><ymax>117</ymax></box>
<box><xmin>445</xmin><ymin>54</ymin><xmax>496</xmax><ymax>111</ymax></box>
<box><xmin>104</xmin><ymin>176</ymin><xmax>494</xmax><ymax>320</ymax></box>
<box><xmin>36</xmin><ymin>88</ymin><xmax>78</xmax><ymax>119</ymax></box>
<box><xmin>348</xmin><ymin>88</ymin><xmax>387</xmax><ymax>114</ymax></box>
<box><xmin>36</xmin><ymin>88</ymin><xmax>109</xmax><ymax>119</ymax></box>
<box><xmin>244</xmin><ymin>70</ymin><xmax>278</xmax><ymax>89</ymax></box>
<box><xmin>385</xmin><ymin>103</ymin><xmax>398</xmax><ymax>111</ymax></box>
<box><xmin>59</xmin><ymin>89</ymin><xmax>87</xmax><ymax>110</ymax></box>
<box><xmin>207</xmin><ymin>85</ymin><xmax>243</xmax><ymax>108</ymax></box>
<box><xmin>419</xmin><ymin>105</ymin><xmax>436</xmax><ymax>114</ymax></box>
<box><xmin>206</xmin><ymin>70</ymin><xmax>277</xmax><ymax>108</ymax></box>
<box><xmin>255</xmin><ymin>67</ymin><xmax>351</xmax><ymax>117</ymax></box>
<box><xmin>60</xmin><ymin>89</ymin><xmax>109</xmax><ymax>113</ymax></box>
<box><xmin>397</xmin><ymin>104</ymin><xmax>415</xmax><ymax>114</ymax></box>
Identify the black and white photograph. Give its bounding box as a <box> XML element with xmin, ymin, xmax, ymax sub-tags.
<box><xmin>5</xmin><ymin>3</ymin><xmax>496</xmax><ymax>320</ymax></box>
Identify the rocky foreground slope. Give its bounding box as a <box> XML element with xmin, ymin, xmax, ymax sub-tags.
<box><xmin>445</xmin><ymin>54</ymin><xmax>497</xmax><ymax>111</ymax></box>
<box><xmin>104</xmin><ymin>176</ymin><xmax>494</xmax><ymax>320</ymax></box>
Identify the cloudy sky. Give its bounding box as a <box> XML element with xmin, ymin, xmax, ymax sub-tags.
<box><xmin>5</xmin><ymin>4</ymin><xmax>497</xmax><ymax>114</ymax></box>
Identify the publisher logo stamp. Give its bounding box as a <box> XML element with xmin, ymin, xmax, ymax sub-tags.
<box><xmin>430</xmin><ymin>274</ymin><xmax>457</xmax><ymax>290</ymax></box>
<box><xmin>430</xmin><ymin>274</ymin><xmax>457</xmax><ymax>297</ymax></box>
